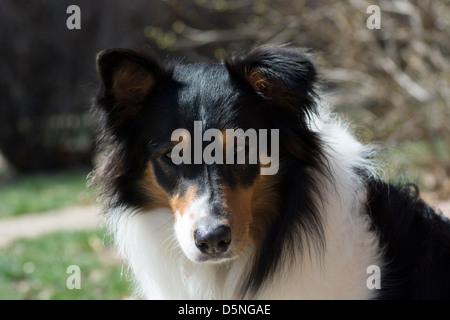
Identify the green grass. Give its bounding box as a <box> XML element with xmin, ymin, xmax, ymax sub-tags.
<box><xmin>0</xmin><ymin>229</ymin><xmax>132</xmax><ymax>300</ymax></box>
<box><xmin>0</xmin><ymin>170</ymin><xmax>94</xmax><ymax>218</ymax></box>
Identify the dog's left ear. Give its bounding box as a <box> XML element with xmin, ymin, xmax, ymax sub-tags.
<box><xmin>225</xmin><ymin>45</ymin><xmax>317</xmax><ymax>113</ymax></box>
<box><xmin>95</xmin><ymin>48</ymin><xmax>170</xmax><ymax>128</ymax></box>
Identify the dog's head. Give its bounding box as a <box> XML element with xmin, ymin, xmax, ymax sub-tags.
<box><xmin>94</xmin><ymin>45</ymin><xmax>318</xmax><ymax>263</ymax></box>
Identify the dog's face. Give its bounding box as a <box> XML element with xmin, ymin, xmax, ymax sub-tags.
<box><xmin>95</xmin><ymin>46</ymin><xmax>316</xmax><ymax>263</ymax></box>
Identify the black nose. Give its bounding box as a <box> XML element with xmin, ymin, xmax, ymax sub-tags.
<box><xmin>194</xmin><ymin>225</ymin><xmax>231</xmax><ymax>255</ymax></box>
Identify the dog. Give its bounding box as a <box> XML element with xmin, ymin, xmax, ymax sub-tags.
<box><xmin>91</xmin><ymin>45</ymin><xmax>450</xmax><ymax>299</ymax></box>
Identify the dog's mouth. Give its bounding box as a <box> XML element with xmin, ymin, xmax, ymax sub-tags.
<box><xmin>187</xmin><ymin>245</ymin><xmax>244</xmax><ymax>264</ymax></box>
<box><xmin>195</xmin><ymin>251</ymin><xmax>236</xmax><ymax>263</ymax></box>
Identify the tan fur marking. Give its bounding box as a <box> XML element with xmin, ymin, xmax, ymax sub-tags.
<box><xmin>112</xmin><ymin>60</ymin><xmax>154</xmax><ymax>105</ymax></box>
<box><xmin>249</xmin><ymin>173</ymin><xmax>282</xmax><ymax>244</ymax></box>
<box><xmin>245</xmin><ymin>68</ymin><xmax>272</xmax><ymax>97</ymax></box>
<box><xmin>221</xmin><ymin>185</ymin><xmax>254</xmax><ymax>255</ymax></box>
<box><xmin>169</xmin><ymin>185</ymin><xmax>198</xmax><ymax>219</ymax></box>
<box><xmin>140</xmin><ymin>163</ymin><xmax>171</xmax><ymax>211</ymax></box>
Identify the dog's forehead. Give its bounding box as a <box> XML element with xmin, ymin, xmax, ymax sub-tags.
<box><xmin>173</xmin><ymin>62</ymin><xmax>226</xmax><ymax>78</ymax></box>
<box><xmin>172</xmin><ymin>62</ymin><xmax>232</xmax><ymax>93</ymax></box>
<box><xmin>170</xmin><ymin>62</ymin><xmax>242</xmax><ymax>125</ymax></box>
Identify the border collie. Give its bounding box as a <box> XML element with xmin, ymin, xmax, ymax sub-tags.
<box><xmin>91</xmin><ymin>45</ymin><xmax>450</xmax><ymax>299</ymax></box>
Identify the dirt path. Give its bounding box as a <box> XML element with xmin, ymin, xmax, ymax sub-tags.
<box><xmin>0</xmin><ymin>205</ymin><xmax>100</xmax><ymax>248</ymax></box>
<box><xmin>0</xmin><ymin>200</ymin><xmax>449</xmax><ymax>249</ymax></box>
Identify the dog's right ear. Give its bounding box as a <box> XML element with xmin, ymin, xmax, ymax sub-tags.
<box><xmin>96</xmin><ymin>48</ymin><xmax>169</xmax><ymax>127</ymax></box>
<box><xmin>224</xmin><ymin>45</ymin><xmax>317</xmax><ymax>116</ymax></box>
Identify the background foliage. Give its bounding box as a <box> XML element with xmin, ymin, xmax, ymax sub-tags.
<box><xmin>0</xmin><ymin>0</ymin><xmax>448</xmax><ymax>301</ymax></box>
<box><xmin>0</xmin><ymin>0</ymin><xmax>449</xmax><ymax>197</ymax></box>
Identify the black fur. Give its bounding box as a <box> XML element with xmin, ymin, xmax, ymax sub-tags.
<box><xmin>92</xmin><ymin>45</ymin><xmax>329</xmax><ymax>296</ymax></box>
<box><xmin>224</xmin><ymin>46</ymin><xmax>330</xmax><ymax>295</ymax></box>
<box><xmin>92</xmin><ymin>45</ymin><xmax>450</xmax><ymax>299</ymax></box>
<box><xmin>366</xmin><ymin>179</ymin><xmax>450</xmax><ymax>299</ymax></box>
